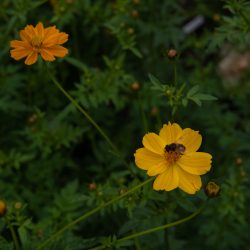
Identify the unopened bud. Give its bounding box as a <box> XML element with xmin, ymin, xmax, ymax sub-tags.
<box><xmin>133</xmin><ymin>0</ymin><xmax>140</xmax><ymax>4</ymax></box>
<box><xmin>119</xmin><ymin>188</ymin><xmax>128</xmax><ymax>195</ymax></box>
<box><xmin>131</xmin><ymin>10</ymin><xmax>139</xmax><ymax>18</ymax></box>
<box><xmin>131</xmin><ymin>81</ymin><xmax>140</xmax><ymax>91</ymax></box>
<box><xmin>236</xmin><ymin>157</ymin><xmax>243</xmax><ymax>165</ymax></box>
<box><xmin>205</xmin><ymin>181</ymin><xmax>220</xmax><ymax>198</ymax></box>
<box><xmin>213</xmin><ymin>14</ymin><xmax>220</xmax><ymax>22</ymax></box>
<box><xmin>0</xmin><ymin>200</ymin><xmax>7</xmax><ymax>217</ymax></box>
<box><xmin>167</xmin><ymin>49</ymin><xmax>177</xmax><ymax>59</ymax></box>
<box><xmin>14</xmin><ymin>202</ymin><xmax>22</xmax><ymax>209</ymax></box>
<box><xmin>151</xmin><ymin>106</ymin><xmax>159</xmax><ymax>116</ymax></box>
<box><xmin>127</xmin><ymin>27</ymin><xmax>135</xmax><ymax>34</ymax></box>
<box><xmin>28</xmin><ymin>114</ymin><xmax>38</xmax><ymax>124</ymax></box>
<box><xmin>88</xmin><ymin>182</ymin><xmax>97</xmax><ymax>191</ymax></box>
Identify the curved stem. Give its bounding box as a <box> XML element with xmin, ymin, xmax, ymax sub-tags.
<box><xmin>5</xmin><ymin>218</ymin><xmax>21</xmax><ymax>250</ymax></box>
<box><xmin>36</xmin><ymin>177</ymin><xmax>154</xmax><ymax>250</ymax></box>
<box><xmin>90</xmin><ymin>201</ymin><xmax>207</xmax><ymax>250</ymax></box>
<box><xmin>46</xmin><ymin>65</ymin><xmax>135</xmax><ymax>176</ymax></box>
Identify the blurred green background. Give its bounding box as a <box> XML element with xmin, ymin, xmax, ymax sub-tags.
<box><xmin>0</xmin><ymin>0</ymin><xmax>250</xmax><ymax>249</ymax></box>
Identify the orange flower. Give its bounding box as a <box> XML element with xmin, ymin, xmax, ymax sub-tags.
<box><xmin>10</xmin><ymin>22</ymin><xmax>68</xmax><ymax>65</ymax></box>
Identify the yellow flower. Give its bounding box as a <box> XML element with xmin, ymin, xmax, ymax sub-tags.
<box><xmin>134</xmin><ymin>122</ymin><xmax>212</xmax><ymax>194</ymax></box>
<box><xmin>10</xmin><ymin>22</ymin><xmax>68</xmax><ymax>65</ymax></box>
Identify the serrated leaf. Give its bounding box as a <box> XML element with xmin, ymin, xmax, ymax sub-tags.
<box><xmin>187</xmin><ymin>85</ymin><xmax>200</xmax><ymax>97</ymax></box>
<box><xmin>148</xmin><ymin>74</ymin><xmax>163</xmax><ymax>86</ymax></box>
<box><xmin>189</xmin><ymin>97</ymin><xmax>202</xmax><ymax>106</ymax></box>
<box><xmin>194</xmin><ymin>93</ymin><xmax>217</xmax><ymax>101</ymax></box>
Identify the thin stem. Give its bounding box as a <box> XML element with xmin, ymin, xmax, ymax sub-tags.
<box><xmin>46</xmin><ymin>65</ymin><xmax>135</xmax><ymax>176</ymax></box>
<box><xmin>36</xmin><ymin>177</ymin><xmax>154</xmax><ymax>250</ymax></box>
<box><xmin>173</xmin><ymin>59</ymin><xmax>177</xmax><ymax>86</ymax></box>
<box><xmin>90</xmin><ymin>201</ymin><xmax>207</xmax><ymax>250</ymax></box>
<box><xmin>5</xmin><ymin>218</ymin><xmax>21</xmax><ymax>250</ymax></box>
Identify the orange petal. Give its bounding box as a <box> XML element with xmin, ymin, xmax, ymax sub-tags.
<box><xmin>20</xmin><ymin>30</ymin><xmax>31</xmax><ymax>42</ymax></box>
<box><xmin>153</xmin><ymin>165</ymin><xmax>179</xmax><ymax>191</ymax></box>
<box><xmin>35</xmin><ymin>22</ymin><xmax>45</xmax><ymax>39</ymax></box>
<box><xmin>177</xmin><ymin>128</ymin><xmax>202</xmax><ymax>153</ymax></box>
<box><xmin>10</xmin><ymin>48</ymin><xmax>30</xmax><ymax>60</ymax></box>
<box><xmin>47</xmin><ymin>45</ymin><xmax>68</xmax><ymax>57</ymax></box>
<box><xmin>159</xmin><ymin>122</ymin><xmax>183</xmax><ymax>145</ymax></box>
<box><xmin>10</xmin><ymin>40</ymin><xmax>31</xmax><ymax>49</ymax></box>
<box><xmin>43</xmin><ymin>33</ymin><xmax>68</xmax><ymax>47</ymax></box>
<box><xmin>24</xmin><ymin>51</ymin><xmax>38</xmax><ymax>65</ymax></box>
<box><xmin>176</xmin><ymin>166</ymin><xmax>201</xmax><ymax>194</ymax></box>
<box><xmin>40</xmin><ymin>49</ymin><xmax>56</xmax><ymax>62</ymax></box>
<box><xmin>134</xmin><ymin>147</ymin><xmax>165</xmax><ymax>170</ymax></box>
<box><xmin>24</xmin><ymin>25</ymin><xmax>36</xmax><ymax>38</ymax></box>
<box><xmin>142</xmin><ymin>133</ymin><xmax>165</xmax><ymax>155</ymax></box>
<box><xmin>177</xmin><ymin>152</ymin><xmax>212</xmax><ymax>175</ymax></box>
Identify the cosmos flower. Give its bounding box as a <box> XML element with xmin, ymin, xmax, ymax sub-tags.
<box><xmin>134</xmin><ymin>122</ymin><xmax>212</xmax><ymax>194</ymax></box>
<box><xmin>10</xmin><ymin>22</ymin><xmax>68</xmax><ymax>65</ymax></box>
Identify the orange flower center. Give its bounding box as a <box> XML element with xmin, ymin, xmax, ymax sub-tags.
<box><xmin>31</xmin><ymin>35</ymin><xmax>43</xmax><ymax>48</ymax></box>
<box><xmin>164</xmin><ymin>143</ymin><xmax>185</xmax><ymax>165</ymax></box>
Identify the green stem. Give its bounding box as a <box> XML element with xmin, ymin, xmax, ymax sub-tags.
<box><xmin>46</xmin><ymin>65</ymin><xmax>135</xmax><ymax>175</ymax></box>
<box><xmin>5</xmin><ymin>218</ymin><xmax>21</xmax><ymax>250</ymax></box>
<box><xmin>36</xmin><ymin>177</ymin><xmax>154</xmax><ymax>250</ymax></box>
<box><xmin>90</xmin><ymin>201</ymin><xmax>207</xmax><ymax>250</ymax></box>
<box><xmin>239</xmin><ymin>10</ymin><xmax>250</xmax><ymax>26</ymax></box>
<box><xmin>173</xmin><ymin>59</ymin><xmax>177</xmax><ymax>86</ymax></box>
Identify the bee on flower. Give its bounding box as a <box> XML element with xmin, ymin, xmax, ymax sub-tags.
<box><xmin>134</xmin><ymin>122</ymin><xmax>212</xmax><ymax>194</ymax></box>
<box><xmin>10</xmin><ymin>22</ymin><xmax>68</xmax><ymax>65</ymax></box>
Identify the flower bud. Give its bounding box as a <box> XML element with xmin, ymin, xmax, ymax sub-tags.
<box><xmin>14</xmin><ymin>202</ymin><xmax>22</xmax><ymax>209</ymax></box>
<box><xmin>127</xmin><ymin>27</ymin><xmax>135</xmax><ymax>34</ymax></box>
<box><xmin>133</xmin><ymin>0</ymin><xmax>140</xmax><ymax>4</ymax></box>
<box><xmin>205</xmin><ymin>181</ymin><xmax>220</xmax><ymax>198</ymax></box>
<box><xmin>167</xmin><ymin>49</ymin><xmax>177</xmax><ymax>59</ymax></box>
<box><xmin>88</xmin><ymin>182</ymin><xmax>97</xmax><ymax>191</ymax></box>
<box><xmin>235</xmin><ymin>157</ymin><xmax>243</xmax><ymax>165</ymax></box>
<box><xmin>131</xmin><ymin>10</ymin><xmax>139</xmax><ymax>18</ymax></box>
<box><xmin>131</xmin><ymin>81</ymin><xmax>140</xmax><ymax>91</ymax></box>
<box><xmin>150</xmin><ymin>106</ymin><xmax>159</xmax><ymax>116</ymax></box>
<box><xmin>0</xmin><ymin>200</ymin><xmax>7</xmax><ymax>217</ymax></box>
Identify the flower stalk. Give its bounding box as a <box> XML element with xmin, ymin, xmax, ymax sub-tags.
<box><xmin>90</xmin><ymin>201</ymin><xmax>207</xmax><ymax>250</ymax></box>
<box><xmin>36</xmin><ymin>177</ymin><xmax>154</xmax><ymax>250</ymax></box>
<box><xmin>5</xmin><ymin>217</ymin><xmax>21</xmax><ymax>250</ymax></box>
<box><xmin>46</xmin><ymin>65</ymin><xmax>135</xmax><ymax>176</ymax></box>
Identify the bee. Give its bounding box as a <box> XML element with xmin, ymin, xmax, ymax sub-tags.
<box><xmin>165</xmin><ymin>143</ymin><xmax>186</xmax><ymax>154</ymax></box>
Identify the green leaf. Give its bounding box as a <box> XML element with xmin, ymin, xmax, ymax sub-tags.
<box><xmin>148</xmin><ymin>74</ymin><xmax>163</xmax><ymax>86</ymax></box>
<box><xmin>187</xmin><ymin>85</ymin><xmax>200</xmax><ymax>97</ymax></box>
<box><xmin>194</xmin><ymin>93</ymin><xmax>218</xmax><ymax>101</ymax></box>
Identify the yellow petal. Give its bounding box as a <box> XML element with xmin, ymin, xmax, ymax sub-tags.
<box><xmin>134</xmin><ymin>148</ymin><xmax>164</xmax><ymax>170</ymax></box>
<box><xmin>24</xmin><ymin>51</ymin><xmax>38</xmax><ymax>65</ymax></box>
<box><xmin>159</xmin><ymin>122</ymin><xmax>182</xmax><ymax>144</ymax></box>
<box><xmin>177</xmin><ymin>152</ymin><xmax>212</xmax><ymax>175</ymax></box>
<box><xmin>176</xmin><ymin>166</ymin><xmax>201</xmax><ymax>194</ymax></box>
<box><xmin>153</xmin><ymin>165</ymin><xmax>179</xmax><ymax>191</ymax></box>
<box><xmin>177</xmin><ymin>128</ymin><xmax>202</xmax><ymax>153</ymax></box>
<box><xmin>147</xmin><ymin>161</ymin><xmax>168</xmax><ymax>176</ymax></box>
<box><xmin>142</xmin><ymin>133</ymin><xmax>165</xmax><ymax>155</ymax></box>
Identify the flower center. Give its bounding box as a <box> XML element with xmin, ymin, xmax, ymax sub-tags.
<box><xmin>164</xmin><ymin>143</ymin><xmax>185</xmax><ymax>165</ymax></box>
<box><xmin>31</xmin><ymin>35</ymin><xmax>43</xmax><ymax>48</ymax></box>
